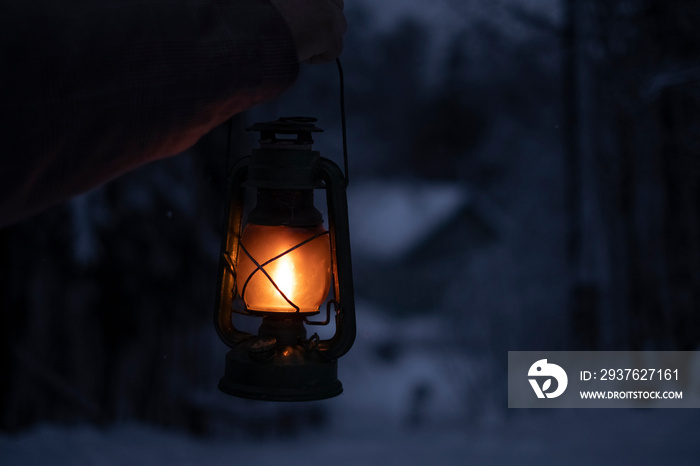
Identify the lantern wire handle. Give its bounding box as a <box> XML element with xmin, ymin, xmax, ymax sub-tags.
<box><xmin>336</xmin><ymin>58</ymin><xmax>349</xmax><ymax>187</ymax></box>
<box><xmin>224</xmin><ymin>59</ymin><xmax>349</xmax><ymax>186</ymax></box>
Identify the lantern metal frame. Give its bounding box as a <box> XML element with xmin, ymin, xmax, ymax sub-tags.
<box><xmin>214</xmin><ymin>117</ymin><xmax>356</xmax><ymax>401</ymax></box>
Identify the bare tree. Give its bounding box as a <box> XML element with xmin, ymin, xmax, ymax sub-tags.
<box><xmin>566</xmin><ymin>0</ymin><xmax>700</xmax><ymax>350</ymax></box>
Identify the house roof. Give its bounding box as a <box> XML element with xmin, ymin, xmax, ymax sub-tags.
<box><xmin>348</xmin><ymin>178</ymin><xmax>471</xmax><ymax>261</ymax></box>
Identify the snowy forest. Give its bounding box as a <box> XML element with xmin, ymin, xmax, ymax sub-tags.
<box><xmin>2</xmin><ymin>0</ymin><xmax>699</xmax><ymax>464</ymax></box>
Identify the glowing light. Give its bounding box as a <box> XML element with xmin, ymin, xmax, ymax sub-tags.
<box><xmin>237</xmin><ymin>224</ymin><xmax>330</xmax><ymax>313</ymax></box>
<box><xmin>272</xmin><ymin>255</ymin><xmax>295</xmax><ymax>301</ymax></box>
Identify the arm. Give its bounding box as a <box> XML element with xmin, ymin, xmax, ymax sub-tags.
<box><xmin>0</xmin><ymin>0</ymin><xmax>341</xmax><ymax>227</ymax></box>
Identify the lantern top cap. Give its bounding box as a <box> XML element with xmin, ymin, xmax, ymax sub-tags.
<box><xmin>247</xmin><ymin>116</ymin><xmax>323</xmax><ymax>133</ymax></box>
<box><xmin>248</xmin><ymin>117</ymin><xmax>323</xmax><ymax>149</ymax></box>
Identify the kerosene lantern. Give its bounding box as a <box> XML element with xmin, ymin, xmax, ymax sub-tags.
<box><xmin>214</xmin><ymin>117</ymin><xmax>355</xmax><ymax>401</ymax></box>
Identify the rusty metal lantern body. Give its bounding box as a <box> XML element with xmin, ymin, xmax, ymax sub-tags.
<box><xmin>214</xmin><ymin>117</ymin><xmax>356</xmax><ymax>401</ymax></box>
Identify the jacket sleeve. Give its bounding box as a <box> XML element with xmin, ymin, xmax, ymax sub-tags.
<box><xmin>0</xmin><ymin>0</ymin><xmax>299</xmax><ymax>227</ymax></box>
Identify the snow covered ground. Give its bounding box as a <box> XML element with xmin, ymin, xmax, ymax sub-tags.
<box><xmin>3</xmin><ymin>410</ymin><xmax>699</xmax><ymax>466</ymax></box>
<box><xmin>5</xmin><ymin>306</ymin><xmax>697</xmax><ymax>465</ymax></box>
<box><xmin>3</xmin><ymin>307</ymin><xmax>699</xmax><ymax>466</ymax></box>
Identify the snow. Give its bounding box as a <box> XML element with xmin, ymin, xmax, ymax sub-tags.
<box><xmin>348</xmin><ymin>179</ymin><xmax>469</xmax><ymax>261</ymax></box>
<box><xmin>3</xmin><ymin>410</ymin><xmax>699</xmax><ymax>465</ymax></box>
<box><xmin>10</xmin><ymin>307</ymin><xmax>697</xmax><ymax>466</ymax></box>
<box><xmin>5</xmin><ymin>306</ymin><xmax>688</xmax><ymax>466</ymax></box>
